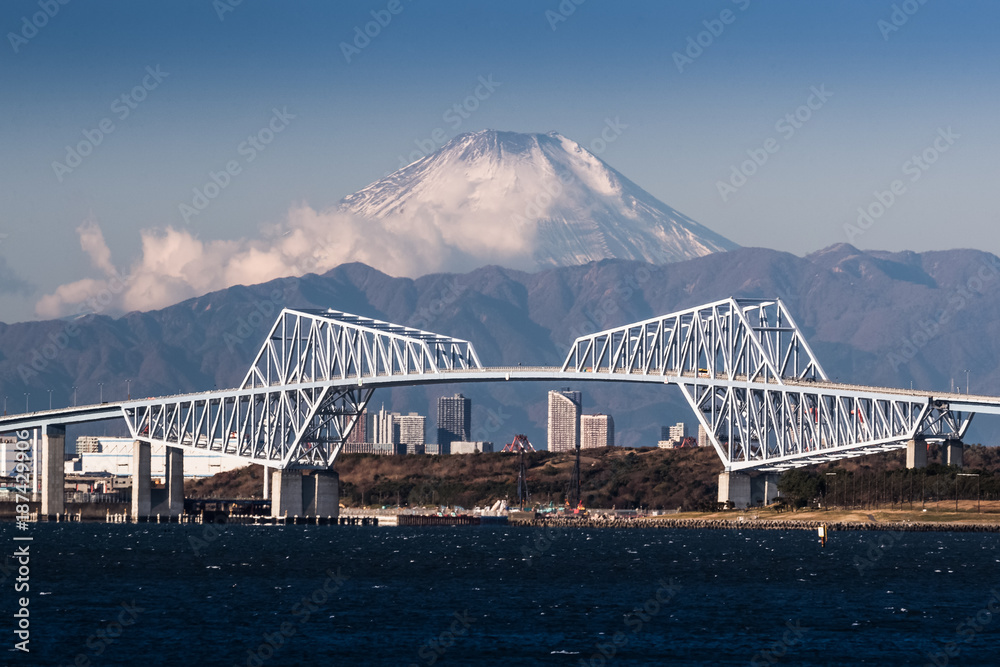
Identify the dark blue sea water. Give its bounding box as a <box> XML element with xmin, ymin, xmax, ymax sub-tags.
<box><xmin>2</xmin><ymin>523</ymin><xmax>998</xmax><ymax>666</ymax></box>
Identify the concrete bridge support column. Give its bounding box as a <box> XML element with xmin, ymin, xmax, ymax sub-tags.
<box><xmin>718</xmin><ymin>472</ymin><xmax>751</xmax><ymax>509</ymax></box>
<box><xmin>271</xmin><ymin>469</ymin><xmax>303</xmax><ymax>519</ymax></box>
<box><xmin>166</xmin><ymin>446</ymin><xmax>184</xmax><ymax>517</ymax></box>
<box><xmin>763</xmin><ymin>473</ymin><xmax>782</xmax><ymax>505</ymax></box>
<box><xmin>944</xmin><ymin>440</ymin><xmax>964</xmax><ymax>468</ymax></box>
<box><xmin>307</xmin><ymin>471</ymin><xmax>339</xmax><ymax>518</ymax></box>
<box><xmin>41</xmin><ymin>424</ymin><xmax>66</xmax><ymax>518</ymax></box>
<box><xmin>131</xmin><ymin>440</ymin><xmax>151</xmax><ymax>521</ymax></box>
<box><xmin>906</xmin><ymin>438</ymin><xmax>927</xmax><ymax>469</ymax></box>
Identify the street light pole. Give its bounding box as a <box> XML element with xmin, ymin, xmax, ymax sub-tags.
<box><xmin>99</xmin><ymin>382</ymin><xmax>104</xmax><ymax>403</ymax></box>
<box><xmin>965</xmin><ymin>369</ymin><xmax>970</xmax><ymax>395</ymax></box>
<box><xmin>47</xmin><ymin>389</ymin><xmax>53</xmax><ymax>410</ymax></box>
<box><xmin>24</xmin><ymin>393</ymin><xmax>29</xmax><ymax>413</ymax></box>
<box><xmin>126</xmin><ymin>379</ymin><xmax>131</xmax><ymax>400</ymax></box>
<box><xmin>72</xmin><ymin>386</ymin><xmax>78</xmax><ymax>407</ymax></box>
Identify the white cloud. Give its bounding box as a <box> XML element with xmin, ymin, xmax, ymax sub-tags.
<box><xmin>34</xmin><ymin>203</ymin><xmax>540</xmax><ymax>318</ymax></box>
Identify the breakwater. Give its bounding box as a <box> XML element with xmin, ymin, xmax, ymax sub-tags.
<box><xmin>509</xmin><ymin>516</ymin><xmax>1000</xmax><ymax>533</ymax></box>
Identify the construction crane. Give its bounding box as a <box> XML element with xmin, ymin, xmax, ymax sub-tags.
<box><xmin>501</xmin><ymin>434</ymin><xmax>535</xmax><ymax>453</ymax></box>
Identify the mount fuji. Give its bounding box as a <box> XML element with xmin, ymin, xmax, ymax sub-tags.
<box><xmin>342</xmin><ymin>130</ymin><xmax>738</xmax><ymax>269</ymax></box>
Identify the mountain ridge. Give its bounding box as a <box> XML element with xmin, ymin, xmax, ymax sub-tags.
<box><xmin>4</xmin><ymin>244</ymin><xmax>1000</xmax><ymax>448</ymax></box>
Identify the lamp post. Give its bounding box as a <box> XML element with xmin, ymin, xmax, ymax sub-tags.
<box><xmin>965</xmin><ymin>369</ymin><xmax>970</xmax><ymax>395</ymax></box>
<box><xmin>126</xmin><ymin>379</ymin><xmax>131</xmax><ymax>400</ymax></box>
<box><xmin>958</xmin><ymin>473</ymin><xmax>980</xmax><ymax>513</ymax></box>
<box><xmin>72</xmin><ymin>386</ymin><xmax>78</xmax><ymax>407</ymax></box>
<box><xmin>98</xmin><ymin>382</ymin><xmax>104</xmax><ymax>403</ymax></box>
<box><xmin>2</xmin><ymin>395</ymin><xmax>6</xmax><ymax>415</ymax></box>
<box><xmin>47</xmin><ymin>389</ymin><xmax>53</xmax><ymax>410</ymax></box>
<box><xmin>24</xmin><ymin>393</ymin><xmax>29</xmax><ymax>413</ymax></box>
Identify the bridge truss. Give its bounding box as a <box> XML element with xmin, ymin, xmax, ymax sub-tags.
<box><xmin>560</xmin><ymin>298</ymin><xmax>972</xmax><ymax>471</ymax></box>
<box><xmin>121</xmin><ymin>309</ymin><xmax>482</xmax><ymax>468</ymax></box>
<box><xmin>1</xmin><ymin>297</ymin><xmax>994</xmax><ymax>473</ymax></box>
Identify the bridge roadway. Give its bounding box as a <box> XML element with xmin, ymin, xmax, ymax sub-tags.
<box><xmin>4</xmin><ymin>366</ymin><xmax>1000</xmax><ymax>433</ymax></box>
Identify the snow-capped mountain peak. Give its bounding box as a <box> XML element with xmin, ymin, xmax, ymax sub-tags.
<box><xmin>341</xmin><ymin>130</ymin><xmax>737</xmax><ymax>269</ymax></box>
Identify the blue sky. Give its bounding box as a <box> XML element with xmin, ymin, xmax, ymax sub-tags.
<box><xmin>1</xmin><ymin>0</ymin><xmax>998</xmax><ymax>321</ymax></box>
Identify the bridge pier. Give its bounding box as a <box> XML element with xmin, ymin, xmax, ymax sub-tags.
<box><xmin>166</xmin><ymin>446</ymin><xmax>184</xmax><ymax>516</ymax></box>
<box><xmin>271</xmin><ymin>469</ymin><xmax>303</xmax><ymax>518</ymax></box>
<box><xmin>41</xmin><ymin>424</ymin><xmax>66</xmax><ymax>518</ymax></box>
<box><xmin>718</xmin><ymin>472</ymin><xmax>751</xmax><ymax>509</ymax></box>
<box><xmin>906</xmin><ymin>437</ymin><xmax>927</xmax><ymax>469</ymax></box>
<box><xmin>763</xmin><ymin>473</ymin><xmax>781</xmax><ymax>506</ymax></box>
<box><xmin>271</xmin><ymin>469</ymin><xmax>340</xmax><ymax>519</ymax></box>
<box><xmin>305</xmin><ymin>471</ymin><xmax>340</xmax><ymax>518</ymax></box>
<box><xmin>944</xmin><ymin>440</ymin><xmax>964</xmax><ymax>468</ymax></box>
<box><xmin>132</xmin><ymin>440</ymin><xmax>151</xmax><ymax>520</ymax></box>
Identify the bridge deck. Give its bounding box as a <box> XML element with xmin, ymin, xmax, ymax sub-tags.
<box><xmin>3</xmin><ymin>367</ymin><xmax>999</xmax><ymax>433</ymax></box>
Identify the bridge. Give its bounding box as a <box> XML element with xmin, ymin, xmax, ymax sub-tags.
<box><xmin>5</xmin><ymin>297</ymin><xmax>999</xmax><ymax>515</ymax></box>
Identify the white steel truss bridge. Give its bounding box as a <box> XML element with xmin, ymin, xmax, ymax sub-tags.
<box><xmin>3</xmin><ymin>298</ymin><xmax>1000</xmax><ymax>473</ymax></box>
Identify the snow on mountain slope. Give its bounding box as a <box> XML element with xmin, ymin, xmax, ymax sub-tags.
<box><xmin>342</xmin><ymin>130</ymin><xmax>738</xmax><ymax>268</ymax></box>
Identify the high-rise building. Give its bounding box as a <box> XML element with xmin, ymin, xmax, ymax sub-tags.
<box><xmin>372</xmin><ymin>406</ymin><xmax>399</xmax><ymax>445</ymax></box>
<box><xmin>437</xmin><ymin>393</ymin><xmax>471</xmax><ymax>455</ymax></box>
<box><xmin>697</xmin><ymin>423</ymin><xmax>710</xmax><ymax>448</ymax></box>
<box><xmin>547</xmin><ymin>389</ymin><xmax>581</xmax><ymax>452</ymax></box>
<box><xmin>396</xmin><ymin>413</ymin><xmax>426</xmax><ymax>446</ymax></box>
<box><xmin>581</xmin><ymin>414</ymin><xmax>614</xmax><ymax>449</ymax></box>
<box><xmin>669</xmin><ymin>422</ymin><xmax>687</xmax><ymax>442</ymax></box>
<box><xmin>346</xmin><ymin>409</ymin><xmax>367</xmax><ymax>444</ymax></box>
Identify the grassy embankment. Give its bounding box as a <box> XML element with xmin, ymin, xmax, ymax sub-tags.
<box><xmin>186</xmin><ymin>442</ymin><xmax>1000</xmax><ymax>520</ymax></box>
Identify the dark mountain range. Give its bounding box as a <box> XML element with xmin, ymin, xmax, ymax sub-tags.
<box><xmin>3</xmin><ymin>243</ymin><xmax>1000</xmax><ymax>449</ymax></box>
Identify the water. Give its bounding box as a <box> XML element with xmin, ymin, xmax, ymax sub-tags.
<box><xmin>5</xmin><ymin>523</ymin><xmax>999</xmax><ymax>666</ymax></box>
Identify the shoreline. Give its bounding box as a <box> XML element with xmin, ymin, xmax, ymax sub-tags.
<box><xmin>509</xmin><ymin>514</ymin><xmax>1000</xmax><ymax>532</ymax></box>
